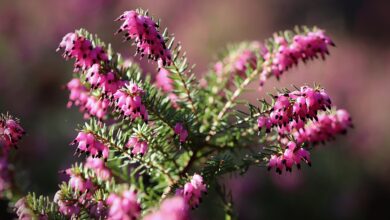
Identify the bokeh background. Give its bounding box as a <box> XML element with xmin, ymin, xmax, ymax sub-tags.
<box><xmin>1</xmin><ymin>0</ymin><xmax>390</xmax><ymax>219</ymax></box>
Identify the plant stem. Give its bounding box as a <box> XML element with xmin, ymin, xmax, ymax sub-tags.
<box><xmin>206</xmin><ymin>69</ymin><xmax>259</xmax><ymax>141</ymax></box>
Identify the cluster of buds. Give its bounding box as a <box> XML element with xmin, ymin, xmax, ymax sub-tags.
<box><xmin>258</xmin><ymin>86</ymin><xmax>332</xmax><ymax>131</ymax></box>
<box><xmin>57</xmin><ymin>32</ymin><xmax>108</xmax><ymax>71</ymax></box>
<box><xmin>85</xmin><ymin>64</ymin><xmax>126</xmax><ymax>95</ymax></box>
<box><xmin>113</xmin><ymin>82</ymin><xmax>148</xmax><ymax>123</ymax></box>
<box><xmin>56</xmin><ymin>167</ymin><xmax>109</xmax><ymax>218</ymax></box>
<box><xmin>56</xmin><ymin>166</ymin><xmax>109</xmax><ymax>218</ymax></box>
<box><xmin>116</xmin><ymin>10</ymin><xmax>172</xmax><ymax>67</ymax></box>
<box><xmin>260</xmin><ymin>29</ymin><xmax>335</xmax><ymax>86</ymax></box>
<box><xmin>267</xmin><ymin>141</ymin><xmax>311</xmax><ymax>174</ymax></box>
<box><xmin>106</xmin><ymin>188</ymin><xmax>141</xmax><ymax>220</ymax></box>
<box><xmin>293</xmin><ymin>109</ymin><xmax>353</xmax><ymax>145</ymax></box>
<box><xmin>72</xmin><ymin>131</ymin><xmax>109</xmax><ymax>159</ymax></box>
<box><xmin>144</xmin><ymin>196</ymin><xmax>189</xmax><ymax>220</ymax></box>
<box><xmin>85</xmin><ymin>157</ymin><xmax>112</xmax><ymax>181</ymax></box>
<box><xmin>155</xmin><ymin>68</ymin><xmax>179</xmax><ymax>107</ymax></box>
<box><xmin>174</xmin><ymin>123</ymin><xmax>188</xmax><ymax>143</ymax></box>
<box><xmin>67</xmin><ymin>78</ymin><xmax>109</xmax><ymax>120</ymax></box>
<box><xmin>176</xmin><ymin>174</ymin><xmax>207</xmax><ymax>209</ymax></box>
<box><xmin>126</xmin><ymin>136</ymin><xmax>148</xmax><ymax>156</ymax></box>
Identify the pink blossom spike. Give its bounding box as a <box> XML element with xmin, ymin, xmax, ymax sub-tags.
<box><xmin>57</xmin><ymin>32</ymin><xmax>108</xmax><ymax>71</ymax></box>
<box><xmin>260</xmin><ymin>29</ymin><xmax>334</xmax><ymax>87</ymax></box>
<box><xmin>116</xmin><ymin>10</ymin><xmax>172</xmax><ymax>66</ymax></box>
<box><xmin>72</xmin><ymin>132</ymin><xmax>109</xmax><ymax>159</ymax></box>
<box><xmin>113</xmin><ymin>82</ymin><xmax>148</xmax><ymax>123</ymax></box>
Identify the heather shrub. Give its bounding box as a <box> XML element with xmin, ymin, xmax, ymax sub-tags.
<box><xmin>1</xmin><ymin>8</ymin><xmax>353</xmax><ymax>220</ymax></box>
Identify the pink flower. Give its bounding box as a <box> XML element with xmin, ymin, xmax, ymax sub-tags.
<box><xmin>144</xmin><ymin>196</ymin><xmax>189</xmax><ymax>220</ymax></box>
<box><xmin>260</xmin><ymin>29</ymin><xmax>335</xmax><ymax>86</ymax></box>
<box><xmin>57</xmin><ymin>32</ymin><xmax>108</xmax><ymax>71</ymax></box>
<box><xmin>116</xmin><ymin>10</ymin><xmax>172</xmax><ymax>66</ymax></box>
<box><xmin>258</xmin><ymin>86</ymin><xmax>332</xmax><ymax>130</ymax></box>
<box><xmin>293</xmin><ymin>109</ymin><xmax>353</xmax><ymax>145</ymax></box>
<box><xmin>113</xmin><ymin>83</ymin><xmax>148</xmax><ymax>123</ymax></box>
<box><xmin>85</xmin><ymin>157</ymin><xmax>112</xmax><ymax>180</ymax></box>
<box><xmin>267</xmin><ymin>141</ymin><xmax>311</xmax><ymax>174</ymax></box>
<box><xmin>257</xmin><ymin>116</ymin><xmax>272</xmax><ymax>133</ymax></box>
<box><xmin>126</xmin><ymin>137</ymin><xmax>148</xmax><ymax>156</ymax></box>
<box><xmin>176</xmin><ymin>174</ymin><xmax>207</xmax><ymax>208</ymax></box>
<box><xmin>174</xmin><ymin>123</ymin><xmax>188</xmax><ymax>143</ymax></box>
<box><xmin>73</xmin><ymin>132</ymin><xmax>109</xmax><ymax>159</ymax></box>
<box><xmin>66</xmin><ymin>78</ymin><xmax>109</xmax><ymax>120</ymax></box>
<box><xmin>106</xmin><ymin>189</ymin><xmax>141</xmax><ymax>220</ymax></box>
<box><xmin>86</xmin><ymin>64</ymin><xmax>126</xmax><ymax>94</ymax></box>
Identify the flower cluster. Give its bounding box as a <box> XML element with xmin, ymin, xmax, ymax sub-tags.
<box><xmin>67</xmin><ymin>78</ymin><xmax>109</xmax><ymax>120</ymax></box>
<box><xmin>126</xmin><ymin>136</ymin><xmax>148</xmax><ymax>156</ymax></box>
<box><xmin>267</xmin><ymin>141</ymin><xmax>311</xmax><ymax>174</ymax></box>
<box><xmin>56</xmin><ymin>167</ymin><xmax>108</xmax><ymax>218</ymax></box>
<box><xmin>57</xmin><ymin>32</ymin><xmax>108</xmax><ymax>71</ymax></box>
<box><xmin>85</xmin><ymin>157</ymin><xmax>112</xmax><ymax>180</ymax></box>
<box><xmin>294</xmin><ymin>109</ymin><xmax>353</xmax><ymax>145</ymax></box>
<box><xmin>106</xmin><ymin>189</ymin><xmax>141</xmax><ymax>220</ymax></box>
<box><xmin>176</xmin><ymin>174</ymin><xmax>207</xmax><ymax>208</ymax></box>
<box><xmin>174</xmin><ymin>123</ymin><xmax>188</xmax><ymax>143</ymax></box>
<box><xmin>257</xmin><ymin>86</ymin><xmax>332</xmax><ymax>131</ymax></box>
<box><xmin>144</xmin><ymin>196</ymin><xmax>189</xmax><ymax>220</ymax></box>
<box><xmin>113</xmin><ymin>83</ymin><xmax>148</xmax><ymax>123</ymax></box>
<box><xmin>86</xmin><ymin>64</ymin><xmax>126</xmax><ymax>95</ymax></box>
<box><xmin>116</xmin><ymin>10</ymin><xmax>172</xmax><ymax>67</ymax></box>
<box><xmin>260</xmin><ymin>30</ymin><xmax>335</xmax><ymax>86</ymax></box>
<box><xmin>72</xmin><ymin>131</ymin><xmax>109</xmax><ymax>159</ymax></box>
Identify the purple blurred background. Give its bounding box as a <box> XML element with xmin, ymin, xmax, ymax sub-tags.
<box><xmin>1</xmin><ymin>0</ymin><xmax>390</xmax><ymax>219</ymax></box>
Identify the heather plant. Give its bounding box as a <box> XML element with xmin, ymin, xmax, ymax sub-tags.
<box><xmin>0</xmin><ymin>8</ymin><xmax>353</xmax><ymax>220</ymax></box>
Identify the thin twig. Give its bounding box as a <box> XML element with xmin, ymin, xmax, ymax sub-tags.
<box><xmin>206</xmin><ymin>69</ymin><xmax>259</xmax><ymax>141</ymax></box>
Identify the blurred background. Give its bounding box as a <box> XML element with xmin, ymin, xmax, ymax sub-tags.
<box><xmin>1</xmin><ymin>0</ymin><xmax>389</xmax><ymax>219</ymax></box>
